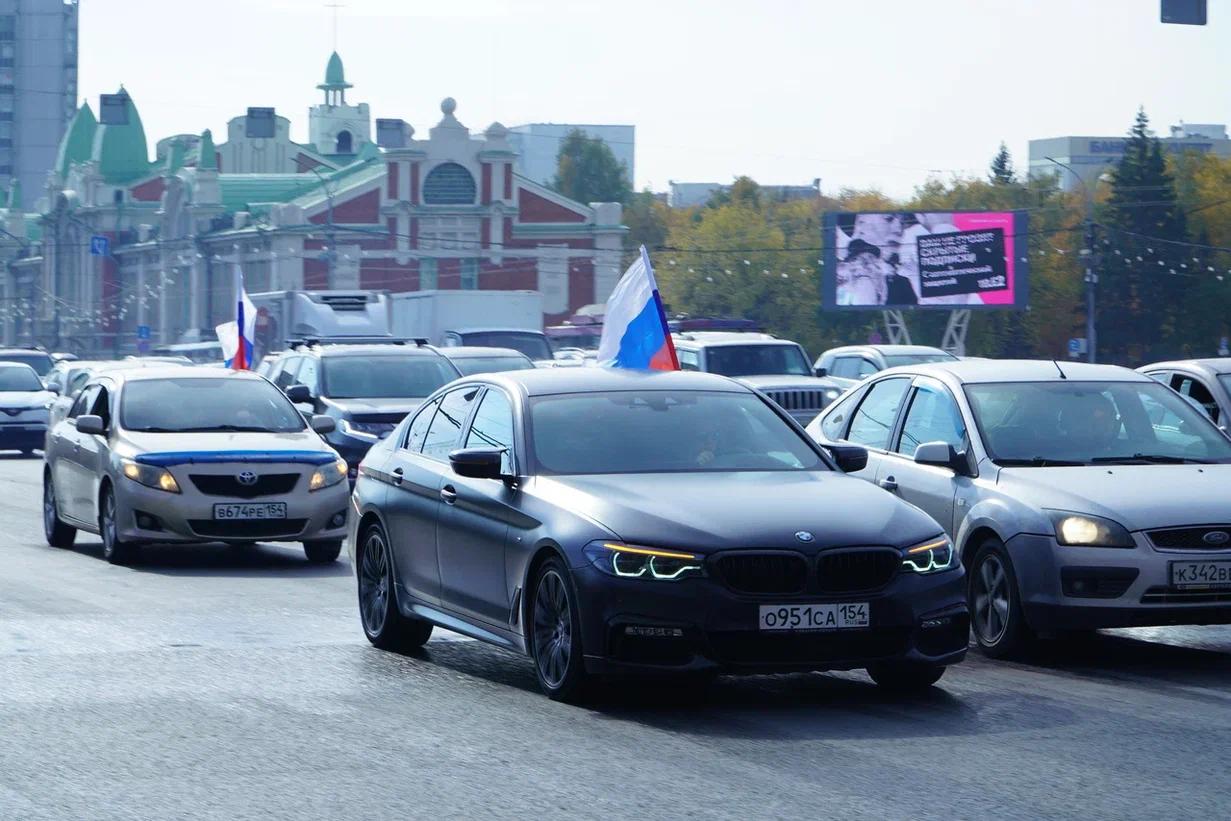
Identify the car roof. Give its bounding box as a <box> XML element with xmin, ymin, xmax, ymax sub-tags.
<box><xmin>98</xmin><ymin>366</ymin><xmax>266</xmax><ymax>384</ymax></box>
<box><xmin>1140</xmin><ymin>358</ymin><xmax>1231</xmax><ymax>375</ymax></box>
<box><xmin>476</xmin><ymin>367</ymin><xmax>752</xmax><ymax>397</ymax></box>
<box><xmin>672</xmin><ymin>334</ymin><xmax>795</xmax><ymax>348</ymax></box>
<box><xmin>881</xmin><ymin>359</ymin><xmax>1151</xmax><ymax>384</ymax></box>
<box><xmin>302</xmin><ymin>344</ymin><xmax>445</xmax><ymax>358</ymax></box>
<box><xmin>823</xmin><ymin>344</ymin><xmax>952</xmax><ymax>357</ymax></box>
<box><xmin>0</xmin><ymin>348</ymin><xmax>52</xmax><ymax>356</ymax></box>
<box><xmin>0</xmin><ymin>361</ymin><xmax>39</xmax><ymax>371</ymax></box>
<box><xmin>439</xmin><ymin>346</ymin><xmax>532</xmax><ymax>359</ymax></box>
<box><xmin>452</xmin><ymin>327</ymin><xmax>546</xmax><ymax>335</ymax></box>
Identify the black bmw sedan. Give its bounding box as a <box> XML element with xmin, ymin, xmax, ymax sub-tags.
<box><xmin>347</xmin><ymin>368</ymin><xmax>967</xmax><ymax>701</ymax></box>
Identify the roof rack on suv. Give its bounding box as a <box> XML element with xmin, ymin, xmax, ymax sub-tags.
<box><xmin>286</xmin><ymin>336</ymin><xmax>430</xmax><ymax>350</ymax></box>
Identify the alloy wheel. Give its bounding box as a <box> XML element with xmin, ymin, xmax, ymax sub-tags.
<box><xmin>359</xmin><ymin>529</ymin><xmax>390</xmax><ymax>637</ymax></box>
<box><xmin>972</xmin><ymin>553</ymin><xmax>1011</xmax><ymax>644</ymax></box>
<box><xmin>101</xmin><ymin>491</ymin><xmax>117</xmax><ymax>559</ymax></box>
<box><xmin>532</xmin><ymin>570</ymin><xmax>572</xmax><ymax>689</ymax></box>
<box><xmin>43</xmin><ymin>474</ymin><xmax>57</xmax><ymax>536</ymax></box>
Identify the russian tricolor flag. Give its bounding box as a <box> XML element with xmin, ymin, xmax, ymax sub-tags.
<box><xmin>596</xmin><ymin>246</ymin><xmax>679</xmax><ymax>371</ymax></box>
<box><xmin>215</xmin><ymin>264</ymin><xmax>257</xmax><ymax>370</ymax></box>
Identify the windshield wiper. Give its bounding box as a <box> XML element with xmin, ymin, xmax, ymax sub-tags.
<box><xmin>996</xmin><ymin>457</ymin><xmax>1088</xmax><ymax>467</ymax></box>
<box><xmin>1090</xmin><ymin>453</ymin><xmax>1211</xmax><ymax>465</ymax></box>
<box><xmin>172</xmin><ymin>424</ymin><xmax>279</xmax><ymax>433</ymax></box>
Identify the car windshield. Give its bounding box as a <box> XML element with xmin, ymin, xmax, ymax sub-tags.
<box><xmin>122</xmin><ymin>377</ymin><xmax>306</xmax><ymax>433</ymax></box>
<box><xmin>965</xmin><ymin>380</ymin><xmax>1231</xmax><ymax>465</ymax></box>
<box><xmin>704</xmin><ymin>345</ymin><xmax>813</xmax><ymax>377</ymax></box>
<box><xmin>0</xmin><ymin>352</ymin><xmax>54</xmax><ymax>375</ymax></box>
<box><xmin>531</xmin><ymin>390</ymin><xmax>827</xmax><ymax>474</ymax></box>
<box><xmin>450</xmin><ymin>356</ymin><xmax>532</xmax><ymax>376</ymax></box>
<box><xmin>322</xmin><ymin>356</ymin><xmax>458</xmax><ymax>399</ymax></box>
<box><xmin>883</xmin><ymin>353</ymin><xmax>957</xmax><ymax>367</ymax></box>
<box><xmin>459</xmin><ymin>332</ymin><xmax>552</xmax><ymax>361</ymax></box>
<box><xmin>0</xmin><ymin>365</ymin><xmax>43</xmax><ymax>392</ymax></box>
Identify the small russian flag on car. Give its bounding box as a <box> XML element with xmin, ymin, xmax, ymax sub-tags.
<box><xmin>596</xmin><ymin>246</ymin><xmax>679</xmax><ymax>371</ymax></box>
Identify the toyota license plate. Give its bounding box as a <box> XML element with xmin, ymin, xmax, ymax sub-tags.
<box><xmin>1171</xmin><ymin>560</ymin><xmax>1231</xmax><ymax>590</ymax></box>
<box><xmin>213</xmin><ymin>503</ymin><xmax>287</xmax><ymax>521</ymax></box>
<box><xmin>759</xmin><ymin>602</ymin><xmax>869</xmax><ymax>631</ymax></box>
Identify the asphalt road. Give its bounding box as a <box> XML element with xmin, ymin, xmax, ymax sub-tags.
<box><xmin>2</xmin><ymin>456</ymin><xmax>1230</xmax><ymax>820</ymax></box>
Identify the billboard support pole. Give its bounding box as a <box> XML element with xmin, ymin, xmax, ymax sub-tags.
<box><xmin>882</xmin><ymin>310</ymin><xmax>912</xmax><ymax>345</ymax></box>
<box><xmin>941</xmin><ymin>309</ymin><xmax>971</xmax><ymax>357</ymax></box>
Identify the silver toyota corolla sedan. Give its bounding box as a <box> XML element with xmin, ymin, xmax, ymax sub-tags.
<box><xmin>807</xmin><ymin>359</ymin><xmax>1231</xmax><ymax>657</ymax></box>
<box><xmin>42</xmin><ymin>367</ymin><xmax>350</xmax><ymax>565</ymax></box>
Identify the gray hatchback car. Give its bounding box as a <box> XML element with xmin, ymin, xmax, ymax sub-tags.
<box><xmin>808</xmin><ymin>359</ymin><xmax>1231</xmax><ymax>657</ymax></box>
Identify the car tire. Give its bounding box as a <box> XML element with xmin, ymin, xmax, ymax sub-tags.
<box><xmin>866</xmin><ymin>662</ymin><xmax>946</xmax><ymax>691</ymax></box>
<box><xmin>529</xmin><ymin>556</ymin><xmax>590</xmax><ymax>703</ymax></box>
<box><xmin>303</xmin><ymin>539</ymin><xmax>342</xmax><ymax>564</ymax></box>
<box><xmin>357</xmin><ymin>522</ymin><xmax>433</xmax><ymax>652</ymax></box>
<box><xmin>99</xmin><ymin>485</ymin><xmax>134</xmax><ymax>565</ymax></box>
<box><xmin>43</xmin><ymin>469</ymin><xmax>76</xmax><ymax>549</ymax></box>
<box><xmin>968</xmin><ymin>539</ymin><xmax>1032</xmax><ymax>658</ymax></box>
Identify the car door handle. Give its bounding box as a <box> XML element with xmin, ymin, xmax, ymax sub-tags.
<box><xmin>878</xmin><ymin>476</ymin><xmax>898</xmax><ymax>492</ymax></box>
<box><xmin>391</xmin><ymin>467</ymin><xmax>404</xmax><ymax>485</ymax></box>
<box><xmin>440</xmin><ymin>485</ymin><xmax>457</xmax><ymax>504</ymax></box>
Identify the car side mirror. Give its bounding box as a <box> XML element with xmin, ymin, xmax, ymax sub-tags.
<box><xmin>826</xmin><ymin>444</ymin><xmax>868</xmax><ymax>473</ymax></box>
<box><xmin>914</xmin><ymin>441</ymin><xmax>969</xmax><ymax>475</ymax></box>
<box><xmin>76</xmin><ymin>414</ymin><xmax>105</xmax><ymax>436</ymax></box>
<box><xmin>449</xmin><ymin>447</ymin><xmax>505</xmax><ymax>480</ymax></box>
<box><xmin>310</xmin><ymin>415</ymin><xmax>336</xmax><ymax>434</ymax></box>
<box><xmin>44</xmin><ymin>381</ymin><xmax>61</xmax><ymax>394</ymax></box>
<box><xmin>814</xmin><ymin>366</ymin><xmax>828</xmax><ymax>378</ymax></box>
<box><xmin>286</xmin><ymin>384</ymin><xmax>312</xmax><ymax>404</ymax></box>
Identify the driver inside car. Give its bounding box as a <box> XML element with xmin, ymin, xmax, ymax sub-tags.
<box><xmin>1058</xmin><ymin>392</ymin><xmax>1122</xmax><ymax>455</ymax></box>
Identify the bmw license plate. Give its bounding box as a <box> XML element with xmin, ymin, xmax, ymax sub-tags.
<box><xmin>212</xmin><ymin>503</ymin><xmax>287</xmax><ymax>521</ymax></box>
<box><xmin>759</xmin><ymin>602</ymin><xmax>869</xmax><ymax>631</ymax></box>
<box><xmin>1170</xmin><ymin>560</ymin><xmax>1231</xmax><ymax>590</ymax></box>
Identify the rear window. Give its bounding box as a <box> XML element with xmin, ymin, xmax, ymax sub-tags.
<box><xmin>458</xmin><ymin>332</ymin><xmax>552</xmax><ymax>361</ymax></box>
<box><xmin>450</xmin><ymin>355</ymin><xmax>533</xmax><ymax>376</ymax></box>
<box><xmin>322</xmin><ymin>355</ymin><xmax>459</xmax><ymax>399</ymax></box>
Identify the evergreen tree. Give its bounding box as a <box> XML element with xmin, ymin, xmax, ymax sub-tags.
<box><xmin>550</xmin><ymin>130</ymin><xmax>632</xmax><ymax>205</ymax></box>
<box><xmin>989</xmin><ymin>142</ymin><xmax>1015</xmax><ymax>185</ymax></box>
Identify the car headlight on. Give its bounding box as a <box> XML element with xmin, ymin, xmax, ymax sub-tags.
<box><xmin>120</xmin><ymin>458</ymin><xmax>180</xmax><ymax>493</ymax></box>
<box><xmin>901</xmin><ymin>535</ymin><xmax>955</xmax><ymax>573</ymax></box>
<box><xmin>824</xmin><ymin>388</ymin><xmax>841</xmax><ymax>402</ymax></box>
<box><xmin>1047</xmin><ymin>511</ymin><xmax>1135</xmax><ymax>548</ymax></box>
<box><xmin>309</xmin><ymin>457</ymin><xmax>349</xmax><ymax>491</ymax></box>
<box><xmin>338</xmin><ymin>419</ymin><xmax>379</xmax><ymax>442</ymax></box>
<box><xmin>583</xmin><ymin>541</ymin><xmax>704</xmax><ymax>581</ymax></box>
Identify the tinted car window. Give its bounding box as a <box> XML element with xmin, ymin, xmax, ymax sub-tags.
<box><xmin>820</xmin><ymin>387</ymin><xmax>865</xmax><ymax>441</ymax></box>
<box><xmin>297</xmin><ymin>357</ymin><xmax>320</xmax><ymax>395</ymax></box>
<box><xmin>966</xmin><ymin>380</ymin><xmax>1231</xmax><ymax>464</ymax></box>
<box><xmin>0</xmin><ymin>352</ymin><xmax>54</xmax><ymax>375</ymax></box>
<box><xmin>705</xmin><ymin>345</ymin><xmax>811</xmax><ymax>377</ymax></box>
<box><xmin>882</xmin><ymin>353</ymin><xmax>958</xmax><ymax>367</ymax></box>
<box><xmin>421</xmin><ymin>387</ymin><xmax>480</xmax><ymax>460</ymax></box>
<box><xmin>846</xmin><ymin>378</ymin><xmax>910</xmax><ymax>449</ymax></box>
<box><xmin>322</xmin><ymin>356</ymin><xmax>458</xmax><ymax>399</ymax></box>
<box><xmin>273</xmin><ymin>356</ymin><xmax>301</xmax><ymax>390</ymax></box>
<box><xmin>69</xmin><ymin>385</ymin><xmax>99</xmax><ymax>420</ymax></box>
<box><xmin>1175</xmin><ymin>376</ymin><xmax>1218</xmax><ymax>423</ymax></box>
<box><xmin>449</xmin><ymin>356</ymin><xmax>532</xmax><ymax>377</ymax></box>
<box><xmin>122</xmin><ymin>378</ymin><xmax>306</xmax><ymax>433</ymax></box>
<box><xmin>829</xmin><ymin>357</ymin><xmax>860</xmax><ymax>379</ymax></box>
<box><xmin>465</xmin><ymin>389</ymin><xmax>515</xmax><ymax>474</ymax></box>
<box><xmin>857</xmin><ymin>359</ymin><xmax>879</xmax><ymax>377</ymax></box>
<box><xmin>531</xmin><ymin>390</ymin><xmax>825</xmax><ymax>475</ymax></box>
<box><xmin>897</xmin><ymin>382</ymin><xmax>966</xmax><ymax>456</ymax></box>
<box><xmin>0</xmin><ymin>365</ymin><xmax>42</xmax><ymax>392</ymax></box>
<box><xmin>404</xmin><ymin>397</ymin><xmax>441</xmax><ymax>452</ymax></box>
<box><xmin>677</xmin><ymin>349</ymin><xmax>700</xmax><ymax>371</ymax></box>
<box><xmin>458</xmin><ymin>332</ymin><xmax>552</xmax><ymax>361</ymax></box>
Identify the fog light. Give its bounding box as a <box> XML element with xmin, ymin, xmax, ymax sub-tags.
<box><xmin>329</xmin><ymin>511</ymin><xmax>347</xmax><ymax>529</ymax></box>
<box><xmin>921</xmin><ymin>617</ymin><xmax>952</xmax><ymax>630</ymax></box>
<box><xmin>134</xmin><ymin>511</ymin><xmax>162</xmax><ymax>531</ymax></box>
<box><xmin>624</xmin><ymin>625</ymin><xmax>684</xmax><ymax>638</ymax></box>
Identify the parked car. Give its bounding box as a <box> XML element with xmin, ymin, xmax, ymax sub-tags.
<box><xmin>0</xmin><ymin>362</ymin><xmax>53</xmax><ymax>456</ymax></box>
<box><xmin>0</xmin><ymin>346</ymin><xmax>55</xmax><ymax>377</ymax></box>
<box><xmin>806</xmin><ymin>359</ymin><xmax>1231</xmax><ymax>658</ymax></box>
<box><xmin>1137</xmin><ymin>358</ymin><xmax>1231</xmax><ymax>427</ymax></box>
<box><xmin>672</xmin><ymin>332</ymin><xmax>844</xmax><ymax>425</ymax></box>
<box><xmin>255</xmin><ymin>352</ymin><xmax>283</xmax><ymax>379</ymax></box>
<box><xmin>814</xmin><ymin>345</ymin><xmax>957</xmax><ymax>388</ymax></box>
<box><xmin>42</xmin><ymin>367</ymin><xmax>349</xmax><ymax>564</ymax></box>
<box><xmin>348</xmin><ymin>368</ymin><xmax>968</xmax><ymax>701</ymax></box>
<box><xmin>266</xmin><ymin>341</ymin><xmax>461</xmax><ymax>478</ymax></box>
<box><xmin>438</xmin><ymin>346</ymin><xmax>535</xmax><ymax>377</ymax></box>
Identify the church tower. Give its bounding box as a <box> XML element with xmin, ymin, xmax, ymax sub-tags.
<box><xmin>309</xmin><ymin>51</ymin><xmax>371</xmax><ymax>156</ymax></box>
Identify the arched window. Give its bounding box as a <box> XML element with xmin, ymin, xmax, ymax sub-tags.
<box><xmin>422</xmin><ymin>162</ymin><xmax>476</xmax><ymax>205</ymax></box>
<box><xmin>335</xmin><ymin>130</ymin><xmax>353</xmax><ymax>154</ymax></box>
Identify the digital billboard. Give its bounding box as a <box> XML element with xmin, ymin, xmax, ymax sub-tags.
<box><xmin>822</xmin><ymin>211</ymin><xmax>1029</xmax><ymax>310</ymax></box>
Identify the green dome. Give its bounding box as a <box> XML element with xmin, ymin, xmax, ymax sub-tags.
<box><xmin>55</xmin><ymin>102</ymin><xmax>98</xmax><ymax>177</ymax></box>
<box><xmin>92</xmin><ymin>89</ymin><xmax>152</xmax><ymax>184</ymax></box>
<box><xmin>318</xmin><ymin>51</ymin><xmax>352</xmax><ymax>91</ymax></box>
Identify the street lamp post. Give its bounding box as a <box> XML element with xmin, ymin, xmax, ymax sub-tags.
<box><xmin>309</xmin><ymin>167</ymin><xmax>336</xmax><ymax>286</ymax></box>
<box><xmin>1046</xmin><ymin>156</ymin><xmax>1097</xmax><ymax>363</ymax></box>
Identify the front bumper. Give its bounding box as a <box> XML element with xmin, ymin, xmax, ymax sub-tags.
<box><xmin>1005</xmin><ymin>532</ymin><xmax>1231</xmax><ymax>630</ymax></box>
<box><xmin>571</xmin><ymin>564</ymin><xmax>968</xmax><ymax>676</ymax></box>
<box><xmin>112</xmin><ymin>468</ymin><xmax>350</xmax><ymax>544</ymax></box>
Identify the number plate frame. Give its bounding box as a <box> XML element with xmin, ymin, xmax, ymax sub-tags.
<box><xmin>212</xmin><ymin>502</ymin><xmax>287</xmax><ymax>521</ymax></box>
<box><xmin>1170</xmin><ymin>560</ymin><xmax>1231</xmax><ymax>590</ymax></box>
<box><xmin>758</xmin><ymin>602</ymin><xmax>870</xmax><ymax>631</ymax></box>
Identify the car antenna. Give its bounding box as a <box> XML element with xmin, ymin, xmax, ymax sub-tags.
<box><xmin>1053</xmin><ymin>360</ymin><xmax>1067</xmax><ymax>380</ymax></box>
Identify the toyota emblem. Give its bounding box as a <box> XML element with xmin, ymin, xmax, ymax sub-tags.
<box><xmin>1203</xmin><ymin>530</ymin><xmax>1230</xmax><ymax>546</ymax></box>
<box><xmin>795</xmin><ymin>531</ymin><xmax>815</xmax><ymax>543</ymax></box>
<box><xmin>237</xmin><ymin>471</ymin><xmax>258</xmax><ymax>486</ymax></box>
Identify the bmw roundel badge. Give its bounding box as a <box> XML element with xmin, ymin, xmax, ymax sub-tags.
<box><xmin>795</xmin><ymin>531</ymin><xmax>815</xmax><ymax>543</ymax></box>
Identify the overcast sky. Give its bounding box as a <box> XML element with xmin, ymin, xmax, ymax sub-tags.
<box><xmin>79</xmin><ymin>0</ymin><xmax>1227</xmax><ymax>198</ymax></box>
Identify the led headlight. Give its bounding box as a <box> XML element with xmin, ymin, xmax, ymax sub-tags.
<box><xmin>1047</xmin><ymin>511</ymin><xmax>1134</xmax><ymax>548</ymax></box>
<box><xmin>583</xmin><ymin>541</ymin><xmax>704</xmax><ymax>581</ymax></box>
<box><xmin>310</xmin><ymin>457</ymin><xmax>350</xmax><ymax>491</ymax></box>
<box><xmin>339</xmin><ymin>419</ymin><xmax>385</xmax><ymax>442</ymax></box>
<box><xmin>120</xmin><ymin>458</ymin><xmax>180</xmax><ymax>493</ymax></box>
<box><xmin>901</xmin><ymin>535</ymin><xmax>955</xmax><ymax>573</ymax></box>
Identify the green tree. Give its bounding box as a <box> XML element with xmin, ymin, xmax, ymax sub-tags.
<box><xmin>550</xmin><ymin>129</ymin><xmax>632</xmax><ymax>205</ymax></box>
<box><xmin>622</xmin><ymin>189</ymin><xmax>668</xmax><ymax>262</ymax></box>
<box><xmin>989</xmin><ymin>142</ymin><xmax>1015</xmax><ymax>185</ymax></box>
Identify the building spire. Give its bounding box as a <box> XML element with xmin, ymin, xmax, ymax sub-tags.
<box><xmin>197</xmin><ymin>129</ymin><xmax>217</xmax><ymax>170</ymax></box>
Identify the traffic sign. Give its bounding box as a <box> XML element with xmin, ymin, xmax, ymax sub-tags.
<box><xmin>90</xmin><ymin>235</ymin><xmax>110</xmax><ymax>256</ymax></box>
<box><xmin>136</xmin><ymin>324</ymin><xmax>151</xmax><ymax>341</ymax></box>
<box><xmin>1068</xmin><ymin>338</ymin><xmax>1087</xmax><ymax>358</ymax></box>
